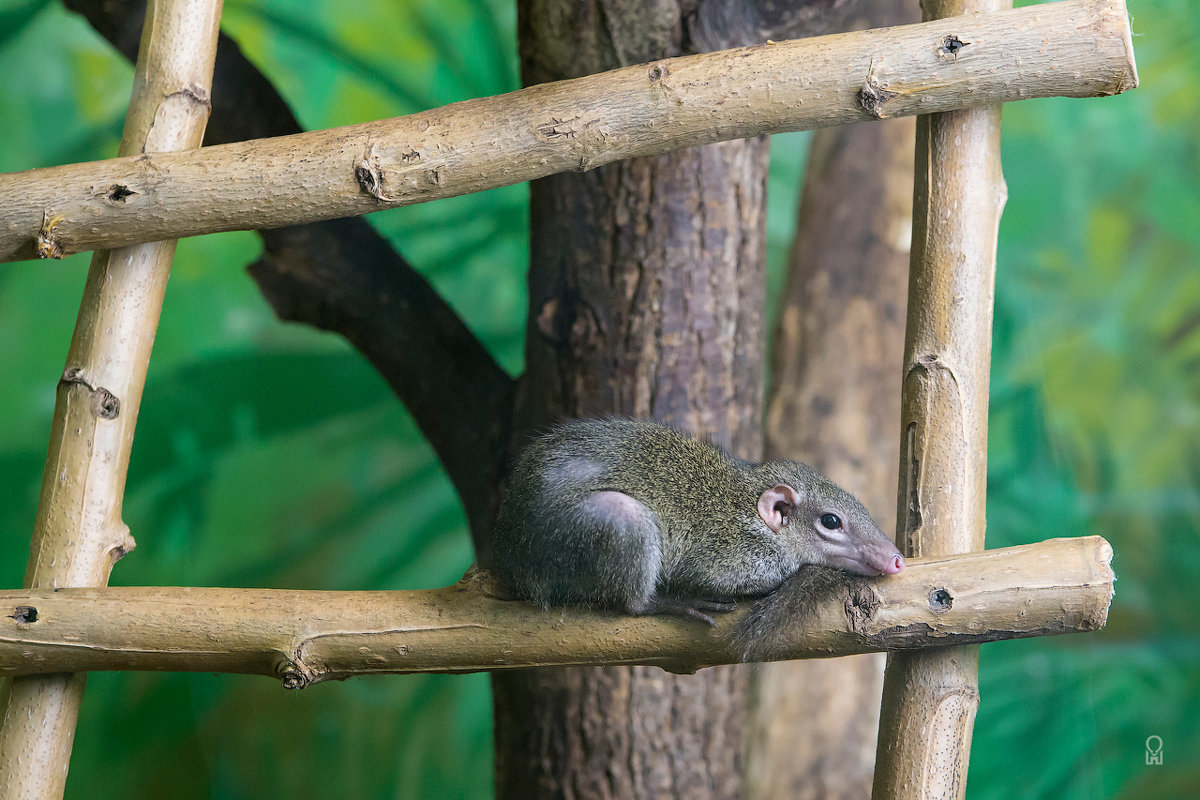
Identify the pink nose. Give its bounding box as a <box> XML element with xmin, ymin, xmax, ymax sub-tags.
<box><xmin>884</xmin><ymin>554</ymin><xmax>905</xmax><ymax>574</ymax></box>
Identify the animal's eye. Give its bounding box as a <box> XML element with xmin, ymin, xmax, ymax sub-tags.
<box><xmin>819</xmin><ymin>513</ymin><xmax>842</xmax><ymax>530</ymax></box>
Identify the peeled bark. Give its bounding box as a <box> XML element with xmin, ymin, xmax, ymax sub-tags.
<box><xmin>749</xmin><ymin>2</ymin><xmax>918</xmax><ymax>794</ymax></box>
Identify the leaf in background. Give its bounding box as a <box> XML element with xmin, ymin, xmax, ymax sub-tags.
<box><xmin>974</xmin><ymin>4</ymin><xmax>1200</xmax><ymax>796</ymax></box>
<box><xmin>0</xmin><ymin>0</ymin><xmax>49</xmax><ymax>50</ymax></box>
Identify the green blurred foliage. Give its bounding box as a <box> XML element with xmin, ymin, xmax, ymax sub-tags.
<box><xmin>0</xmin><ymin>0</ymin><xmax>1196</xmax><ymax>798</ymax></box>
<box><xmin>979</xmin><ymin>4</ymin><xmax>1200</xmax><ymax>798</ymax></box>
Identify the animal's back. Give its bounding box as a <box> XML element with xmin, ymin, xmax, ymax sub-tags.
<box><xmin>491</xmin><ymin>419</ymin><xmax>738</xmax><ymax>609</ymax></box>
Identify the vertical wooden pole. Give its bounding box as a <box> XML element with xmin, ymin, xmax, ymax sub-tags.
<box><xmin>0</xmin><ymin>1</ymin><xmax>223</xmax><ymax>796</ymax></box>
<box><xmin>871</xmin><ymin>1</ymin><xmax>1009</xmax><ymax>797</ymax></box>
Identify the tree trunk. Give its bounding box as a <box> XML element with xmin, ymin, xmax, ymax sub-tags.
<box><xmin>492</xmin><ymin>2</ymin><xmax>768</xmax><ymax>796</ymax></box>
<box><xmin>748</xmin><ymin>2</ymin><xmax>918</xmax><ymax>795</ymax></box>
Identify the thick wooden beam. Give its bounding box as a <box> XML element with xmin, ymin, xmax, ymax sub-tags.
<box><xmin>0</xmin><ymin>537</ymin><xmax>1113</xmax><ymax>687</ymax></box>
<box><xmin>0</xmin><ymin>0</ymin><xmax>1136</xmax><ymax>263</ymax></box>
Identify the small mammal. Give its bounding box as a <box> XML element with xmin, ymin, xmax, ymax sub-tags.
<box><xmin>492</xmin><ymin>418</ymin><xmax>904</xmax><ymax>624</ymax></box>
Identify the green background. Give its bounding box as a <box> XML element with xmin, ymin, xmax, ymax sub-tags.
<box><xmin>0</xmin><ymin>0</ymin><xmax>1196</xmax><ymax>797</ymax></box>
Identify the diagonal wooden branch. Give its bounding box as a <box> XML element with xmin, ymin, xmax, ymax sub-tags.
<box><xmin>0</xmin><ymin>537</ymin><xmax>1113</xmax><ymax>686</ymax></box>
<box><xmin>65</xmin><ymin>0</ymin><xmax>517</xmax><ymax>545</ymax></box>
<box><xmin>1</xmin><ymin>0</ymin><xmax>1136</xmax><ymax>264</ymax></box>
<box><xmin>0</xmin><ymin>0</ymin><xmax>223</xmax><ymax>797</ymax></box>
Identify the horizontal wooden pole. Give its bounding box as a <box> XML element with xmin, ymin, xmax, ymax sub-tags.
<box><xmin>0</xmin><ymin>0</ymin><xmax>1135</xmax><ymax>263</ymax></box>
<box><xmin>0</xmin><ymin>536</ymin><xmax>1113</xmax><ymax>686</ymax></box>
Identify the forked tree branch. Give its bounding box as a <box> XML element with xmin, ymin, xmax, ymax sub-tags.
<box><xmin>3</xmin><ymin>0</ymin><xmax>1136</xmax><ymax>263</ymax></box>
<box><xmin>0</xmin><ymin>537</ymin><xmax>1114</xmax><ymax>687</ymax></box>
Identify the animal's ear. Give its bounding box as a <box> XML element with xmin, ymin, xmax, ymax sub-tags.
<box><xmin>757</xmin><ymin>484</ymin><xmax>802</xmax><ymax>533</ymax></box>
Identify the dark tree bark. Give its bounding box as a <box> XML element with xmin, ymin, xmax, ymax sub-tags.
<box><xmin>748</xmin><ymin>4</ymin><xmax>918</xmax><ymax>796</ymax></box>
<box><xmin>494</xmin><ymin>138</ymin><xmax>767</xmax><ymax>799</ymax></box>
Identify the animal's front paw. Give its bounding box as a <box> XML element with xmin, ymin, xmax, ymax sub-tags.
<box><xmin>642</xmin><ymin>595</ymin><xmax>737</xmax><ymax>626</ymax></box>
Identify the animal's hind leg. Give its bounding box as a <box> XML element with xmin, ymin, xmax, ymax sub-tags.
<box><xmin>573</xmin><ymin>490</ymin><xmax>663</xmax><ymax>612</ymax></box>
<box><xmin>577</xmin><ymin>491</ymin><xmax>736</xmax><ymax>624</ymax></box>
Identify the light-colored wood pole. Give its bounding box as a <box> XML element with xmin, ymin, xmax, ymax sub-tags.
<box><xmin>0</xmin><ymin>1</ymin><xmax>223</xmax><ymax>797</ymax></box>
<box><xmin>0</xmin><ymin>537</ymin><xmax>1114</xmax><ymax>683</ymax></box>
<box><xmin>0</xmin><ymin>0</ymin><xmax>1137</xmax><ymax>263</ymax></box>
<box><xmin>870</xmin><ymin>0</ymin><xmax>1075</xmax><ymax>795</ymax></box>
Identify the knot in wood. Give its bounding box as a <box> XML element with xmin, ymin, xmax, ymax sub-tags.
<box><xmin>844</xmin><ymin>585</ymin><xmax>881</xmax><ymax>632</ymax></box>
<box><xmin>91</xmin><ymin>387</ymin><xmax>120</xmax><ymax>420</ymax></box>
